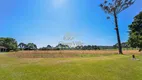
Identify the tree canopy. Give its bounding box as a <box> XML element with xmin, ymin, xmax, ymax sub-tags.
<box><xmin>18</xmin><ymin>43</ymin><xmax>27</xmax><ymax>50</ymax></box>
<box><xmin>0</xmin><ymin>37</ymin><xmax>18</xmax><ymax>51</ymax></box>
<box><xmin>26</xmin><ymin>43</ymin><xmax>37</xmax><ymax>50</ymax></box>
<box><xmin>128</xmin><ymin>11</ymin><xmax>142</xmax><ymax>51</ymax></box>
<box><xmin>100</xmin><ymin>0</ymin><xmax>135</xmax><ymax>16</ymax></box>
<box><xmin>18</xmin><ymin>42</ymin><xmax>37</xmax><ymax>50</ymax></box>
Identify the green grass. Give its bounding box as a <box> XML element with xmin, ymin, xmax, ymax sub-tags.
<box><xmin>0</xmin><ymin>53</ymin><xmax>142</xmax><ymax>80</ymax></box>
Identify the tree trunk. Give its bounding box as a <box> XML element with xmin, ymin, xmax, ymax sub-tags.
<box><xmin>114</xmin><ymin>11</ymin><xmax>123</xmax><ymax>54</ymax></box>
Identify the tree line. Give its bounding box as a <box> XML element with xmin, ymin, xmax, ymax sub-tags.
<box><xmin>0</xmin><ymin>37</ymin><xmax>140</xmax><ymax>52</ymax></box>
<box><xmin>18</xmin><ymin>43</ymin><xmax>37</xmax><ymax>50</ymax></box>
<box><xmin>39</xmin><ymin>44</ymin><xmax>101</xmax><ymax>50</ymax></box>
<box><xmin>39</xmin><ymin>42</ymin><xmax>131</xmax><ymax>50</ymax></box>
<box><xmin>0</xmin><ymin>38</ymin><xmax>128</xmax><ymax>51</ymax></box>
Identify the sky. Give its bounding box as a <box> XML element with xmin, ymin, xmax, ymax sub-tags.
<box><xmin>0</xmin><ymin>0</ymin><xmax>142</xmax><ymax>47</ymax></box>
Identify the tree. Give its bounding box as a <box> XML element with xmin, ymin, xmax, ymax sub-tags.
<box><xmin>47</xmin><ymin>45</ymin><xmax>52</xmax><ymax>50</ymax></box>
<box><xmin>121</xmin><ymin>42</ymin><xmax>129</xmax><ymax>48</ymax></box>
<box><xmin>113</xmin><ymin>42</ymin><xmax>129</xmax><ymax>49</ymax></box>
<box><xmin>75</xmin><ymin>46</ymin><xmax>83</xmax><ymax>50</ymax></box>
<box><xmin>0</xmin><ymin>37</ymin><xmax>18</xmax><ymax>51</ymax></box>
<box><xmin>76</xmin><ymin>45</ymin><xmax>100</xmax><ymax>50</ymax></box>
<box><xmin>128</xmin><ymin>11</ymin><xmax>142</xmax><ymax>51</ymax></box>
<box><xmin>100</xmin><ymin>0</ymin><xmax>135</xmax><ymax>54</ymax></box>
<box><xmin>56</xmin><ymin>44</ymin><xmax>70</xmax><ymax>50</ymax></box>
<box><xmin>26</xmin><ymin>43</ymin><xmax>37</xmax><ymax>50</ymax></box>
<box><xmin>18</xmin><ymin>43</ymin><xmax>27</xmax><ymax>50</ymax></box>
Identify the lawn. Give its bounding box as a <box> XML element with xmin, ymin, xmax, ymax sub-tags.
<box><xmin>0</xmin><ymin>51</ymin><xmax>142</xmax><ymax>80</ymax></box>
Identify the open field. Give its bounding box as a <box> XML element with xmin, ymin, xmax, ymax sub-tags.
<box><xmin>8</xmin><ymin>50</ymin><xmax>141</xmax><ymax>58</ymax></box>
<box><xmin>0</xmin><ymin>50</ymin><xmax>142</xmax><ymax>80</ymax></box>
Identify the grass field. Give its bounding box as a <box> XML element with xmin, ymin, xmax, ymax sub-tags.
<box><xmin>0</xmin><ymin>50</ymin><xmax>142</xmax><ymax>80</ymax></box>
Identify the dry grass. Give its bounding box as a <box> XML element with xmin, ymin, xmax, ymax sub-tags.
<box><xmin>7</xmin><ymin>50</ymin><xmax>141</xmax><ymax>58</ymax></box>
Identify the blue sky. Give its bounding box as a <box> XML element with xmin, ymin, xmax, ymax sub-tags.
<box><xmin>0</xmin><ymin>0</ymin><xmax>141</xmax><ymax>47</ymax></box>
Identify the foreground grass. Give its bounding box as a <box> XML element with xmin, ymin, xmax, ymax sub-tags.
<box><xmin>0</xmin><ymin>53</ymin><xmax>142</xmax><ymax>80</ymax></box>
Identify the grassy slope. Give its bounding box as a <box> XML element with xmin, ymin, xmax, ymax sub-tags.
<box><xmin>0</xmin><ymin>54</ymin><xmax>142</xmax><ymax>80</ymax></box>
